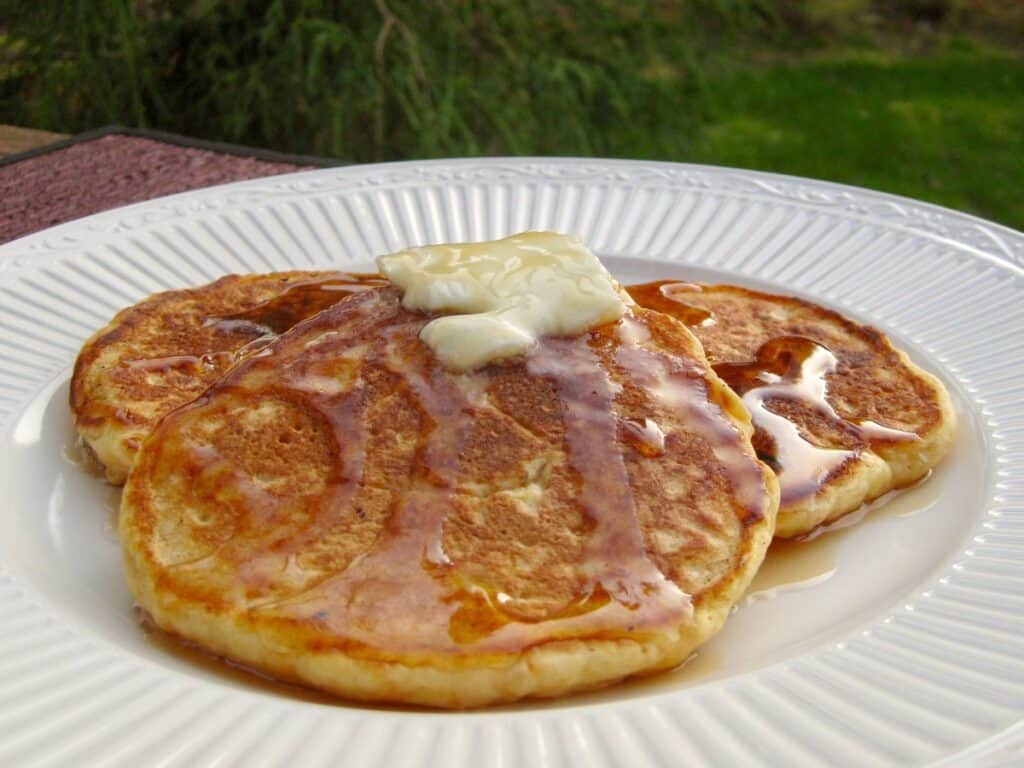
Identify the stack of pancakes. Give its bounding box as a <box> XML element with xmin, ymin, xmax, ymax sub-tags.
<box><xmin>71</xmin><ymin>241</ymin><xmax>955</xmax><ymax>708</ymax></box>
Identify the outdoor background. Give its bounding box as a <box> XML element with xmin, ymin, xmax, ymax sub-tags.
<box><xmin>2</xmin><ymin>1</ymin><xmax>1022</xmax><ymax>229</ymax></box>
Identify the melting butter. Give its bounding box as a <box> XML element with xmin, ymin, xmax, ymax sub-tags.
<box><xmin>376</xmin><ymin>231</ymin><xmax>627</xmax><ymax>370</ymax></box>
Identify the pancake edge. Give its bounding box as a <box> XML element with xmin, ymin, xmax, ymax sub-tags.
<box><xmin>773</xmin><ymin>343</ymin><xmax>956</xmax><ymax>538</ymax></box>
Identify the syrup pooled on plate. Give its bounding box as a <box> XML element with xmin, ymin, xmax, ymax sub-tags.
<box><xmin>745</xmin><ymin>468</ymin><xmax>940</xmax><ymax>602</ymax></box>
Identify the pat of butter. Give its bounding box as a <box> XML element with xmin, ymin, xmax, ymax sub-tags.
<box><xmin>377</xmin><ymin>231</ymin><xmax>626</xmax><ymax>370</ymax></box>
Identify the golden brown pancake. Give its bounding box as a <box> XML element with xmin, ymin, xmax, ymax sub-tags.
<box><xmin>71</xmin><ymin>271</ymin><xmax>387</xmax><ymax>483</ymax></box>
<box><xmin>627</xmin><ymin>281</ymin><xmax>956</xmax><ymax>538</ymax></box>
<box><xmin>121</xmin><ymin>286</ymin><xmax>778</xmax><ymax>708</ymax></box>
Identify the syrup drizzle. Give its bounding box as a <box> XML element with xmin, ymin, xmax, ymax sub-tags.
<box><xmin>527</xmin><ymin>337</ymin><xmax>690</xmax><ymax>614</ymax></box>
<box><xmin>205</xmin><ymin>273</ymin><xmax>389</xmax><ymax>336</ymax></box>
<box><xmin>621</xmin><ymin>417</ymin><xmax>666</xmax><ymax>457</ymax></box>
<box><xmin>715</xmin><ymin>337</ymin><xmax>858</xmax><ymax>505</ymax></box>
<box><xmin>124</xmin><ymin>351</ymin><xmax>235</xmax><ymax>373</ymax></box>
<box><xmin>252</xmin><ymin>322</ymin><xmax>700</xmax><ymax>652</ymax></box>
<box><xmin>121</xmin><ymin>273</ymin><xmax>387</xmax><ymax>377</ymax></box>
<box><xmin>171</xmin><ymin>292</ymin><xmax>389</xmax><ymax>583</ymax></box>
<box><xmin>627</xmin><ymin>281</ymin><xmax>919</xmax><ymax>504</ymax></box>
<box><xmin>614</xmin><ymin>317</ymin><xmax>770</xmax><ymax>523</ymax></box>
<box><xmin>627</xmin><ymin>281</ymin><xmax>714</xmax><ymax>326</ymax></box>
<box><xmin>156</xmin><ymin>293</ymin><xmax>779</xmax><ymax>655</ymax></box>
<box><xmin>204</xmin><ymin>295</ymin><xmax>490</xmax><ymax>649</ymax></box>
<box><xmin>856</xmin><ymin>419</ymin><xmax>921</xmax><ymax>443</ymax></box>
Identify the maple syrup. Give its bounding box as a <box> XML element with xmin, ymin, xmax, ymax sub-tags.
<box><xmin>162</xmin><ymin>299</ymin><xmax>772</xmax><ymax>656</ymax></box>
<box><xmin>628</xmin><ymin>281</ymin><xmax>919</xmax><ymax>506</ymax></box>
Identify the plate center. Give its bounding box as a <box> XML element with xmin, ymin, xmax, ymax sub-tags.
<box><xmin>0</xmin><ymin>259</ymin><xmax>988</xmax><ymax>712</ymax></box>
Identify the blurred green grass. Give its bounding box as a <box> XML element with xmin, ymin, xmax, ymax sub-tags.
<box><xmin>2</xmin><ymin>1</ymin><xmax>1022</xmax><ymax>228</ymax></box>
<box><xmin>689</xmin><ymin>51</ymin><xmax>1024</xmax><ymax>227</ymax></box>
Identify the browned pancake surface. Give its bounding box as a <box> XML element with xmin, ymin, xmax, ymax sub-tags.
<box><xmin>627</xmin><ymin>281</ymin><xmax>955</xmax><ymax>537</ymax></box>
<box><xmin>71</xmin><ymin>271</ymin><xmax>387</xmax><ymax>482</ymax></box>
<box><xmin>121</xmin><ymin>287</ymin><xmax>777</xmax><ymax>706</ymax></box>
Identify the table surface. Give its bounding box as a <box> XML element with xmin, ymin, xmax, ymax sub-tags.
<box><xmin>0</xmin><ymin>127</ymin><xmax>330</xmax><ymax>244</ymax></box>
<box><xmin>0</xmin><ymin>124</ymin><xmax>68</xmax><ymax>157</ymax></box>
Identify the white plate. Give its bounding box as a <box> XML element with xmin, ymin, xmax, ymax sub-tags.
<box><xmin>1</xmin><ymin>159</ymin><xmax>1022</xmax><ymax>767</ymax></box>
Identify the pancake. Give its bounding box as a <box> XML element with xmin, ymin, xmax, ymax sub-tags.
<box><xmin>71</xmin><ymin>271</ymin><xmax>387</xmax><ymax>483</ymax></box>
<box><xmin>627</xmin><ymin>281</ymin><xmax>956</xmax><ymax>538</ymax></box>
<box><xmin>120</xmin><ymin>286</ymin><xmax>779</xmax><ymax>708</ymax></box>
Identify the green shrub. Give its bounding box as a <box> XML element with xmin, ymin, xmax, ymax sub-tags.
<box><xmin>0</xmin><ymin>1</ymin><xmax>780</xmax><ymax>160</ymax></box>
